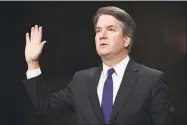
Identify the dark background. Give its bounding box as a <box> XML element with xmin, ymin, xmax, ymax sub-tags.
<box><xmin>1</xmin><ymin>1</ymin><xmax>186</xmax><ymax>125</ymax></box>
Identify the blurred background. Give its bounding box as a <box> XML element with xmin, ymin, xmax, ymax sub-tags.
<box><xmin>0</xmin><ymin>1</ymin><xmax>186</xmax><ymax>125</ymax></box>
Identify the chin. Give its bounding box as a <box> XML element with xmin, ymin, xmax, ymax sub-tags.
<box><xmin>97</xmin><ymin>51</ymin><xmax>111</xmax><ymax>57</ymax></box>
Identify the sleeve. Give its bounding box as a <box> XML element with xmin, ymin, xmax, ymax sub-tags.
<box><xmin>22</xmin><ymin>74</ymin><xmax>75</xmax><ymax>119</ymax></box>
<box><xmin>26</xmin><ymin>68</ymin><xmax>42</xmax><ymax>79</ymax></box>
<box><xmin>150</xmin><ymin>72</ymin><xmax>175</xmax><ymax>124</ymax></box>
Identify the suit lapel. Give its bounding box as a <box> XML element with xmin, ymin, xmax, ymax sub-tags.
<box><xmin>109</xmin><ymin>59</ymin><xmax>140</xmax><ymax>124</ymax></box>
<box><xmin>87</xmin><ymin>66</ymin><xmax>106</xmax><ymax>124</ymax></box>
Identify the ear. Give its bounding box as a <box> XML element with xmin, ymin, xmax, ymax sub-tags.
<box><xmin>124</xmin><ymin>35</ymin><xmax>131</xmax><ymax>48</ymax></box>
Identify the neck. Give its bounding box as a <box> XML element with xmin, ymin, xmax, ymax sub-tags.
<box><xmin>101</xmin><ymin>52</ymin><xmax>128</xmax><ymax>67</ymax></box>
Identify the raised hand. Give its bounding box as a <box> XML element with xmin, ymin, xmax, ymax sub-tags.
<box><xmin>25</xmin><ymin>25</ymin><xmax>47</xmax><ymax>63</ymax></box>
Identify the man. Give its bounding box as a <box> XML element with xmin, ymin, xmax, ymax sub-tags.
<box><xmin>23</xmin><ymin>6</ymin><xmax>173</xmax><ymax>124</ymax></box>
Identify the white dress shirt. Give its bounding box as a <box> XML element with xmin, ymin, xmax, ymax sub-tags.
<box><xmin>26</xmin><ymin>55</ymin><xmax>130</xmax><ymax>106</ymax></box>
<box><xmin>97</xmin><ymin>55</ymin><xmax>129</xmax><ymax>106</ymax></box>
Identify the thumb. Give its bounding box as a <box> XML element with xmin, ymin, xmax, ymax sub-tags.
<box><xmin>40</xmin><ymin>41</ymin><xmax>47</xmax><ymax>49</ymax></box>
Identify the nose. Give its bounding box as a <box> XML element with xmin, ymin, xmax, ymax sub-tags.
<box><xmin>99</xmin><ymin>29</ymin><xmax>107</xmax><ymax>39</ymax></box>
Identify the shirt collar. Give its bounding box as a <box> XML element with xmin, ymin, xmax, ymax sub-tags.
<box><xmin>102</xmin><ymin>55</ymin><xmax>130</xmax><ymax>78</ymax></box>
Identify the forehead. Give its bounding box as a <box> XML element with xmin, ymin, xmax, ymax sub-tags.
<box><xmin>96</xmin><ymin>14</ymin><xmax>123</xmax><ymax>28</ymax></box>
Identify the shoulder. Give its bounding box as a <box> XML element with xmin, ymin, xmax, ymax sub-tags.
<box><xmin>134</xmin><ymin>61</ymin><xmax>168</xmax><ymax>88</ymax></box>
<box><xmin>73</xmin><ymin>66</ymin><xmax>101</xmax><ymax>78</ymax></box>
<box><xmin>133</xmin><ymin>61</ymin><xmax>164</xmax><ymax>81</ymax></box>
<box><xmin>138</xmin><ymin>64</ymin><xmax>163</xmax><ymax>76</ymax></box>
<box><xmin>128</xmin><ymin>57</ymin><xmax>164</xmax><ymax>78</ymax></box>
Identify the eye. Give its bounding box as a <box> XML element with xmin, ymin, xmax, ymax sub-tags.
<box><xmin>96</xmin><ymin>29</ymin><xmax>101</xmax><ymax>33</ymax></box>
<box><xmin>108</xmin><ymin>27</ymin><xmax>115</xmax><ymax>31</ymax></box>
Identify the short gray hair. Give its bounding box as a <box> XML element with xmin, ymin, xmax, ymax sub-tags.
<box><xmin>93</xmin><ymin>6</ymin><xmax>136</xmax><ymax>54</ymax></box>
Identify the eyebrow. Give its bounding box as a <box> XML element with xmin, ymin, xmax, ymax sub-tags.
<box><xmin>96</xmin><ymin>25</ymin><xmax>115</xmax><ymax>29</ymax></box>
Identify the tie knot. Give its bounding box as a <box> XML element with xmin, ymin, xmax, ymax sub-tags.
<box><xmin>107</xmin><ymin>68</ymin><xmax>115</xmax><ymax>77</ymax></box>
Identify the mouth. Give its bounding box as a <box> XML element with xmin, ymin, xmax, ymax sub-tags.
<box><xmin>100</xmin><ymin>43</ymin><xmax>108</xmax><ymax>47</ymax></box>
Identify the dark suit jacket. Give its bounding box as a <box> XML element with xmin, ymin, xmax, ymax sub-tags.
<box><xmin>23</xmin><ymin>59</ymin><xmax>174</xmax><ymax>124</ymax></box>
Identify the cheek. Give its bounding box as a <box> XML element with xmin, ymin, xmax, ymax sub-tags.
<box><xmin>111</xmin><ymin>35</ymin><xmax>124</xmax><ymax>48</ymax></box>
<box><xmin>95</xmin><ymin>36</ymin><xmax>100</xmax><ymax>48</ymax></box>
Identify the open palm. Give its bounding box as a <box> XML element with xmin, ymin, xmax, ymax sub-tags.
<box><xmin>25</xmin><ymin>25</ymin><xmax>46</xmax><ymax>63</ymax></box>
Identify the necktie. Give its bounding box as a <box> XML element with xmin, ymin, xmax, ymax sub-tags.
<box><xmin>101</xmin><ymin>68</ymin><xmax>115</xmax><ymax>124</ymax></box>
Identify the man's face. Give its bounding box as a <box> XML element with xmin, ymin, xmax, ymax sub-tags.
<box><xmin>95</xmin><ymin>14</ymin><xmax>128</xmax><ymax>57</ymax></box>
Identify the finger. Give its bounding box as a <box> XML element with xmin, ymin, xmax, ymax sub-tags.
<box><xmin>34</xmin><ymin>25</ymin><xmax>38</xmax><ymax>43</ymax></box>
<box><xmin>36</xmin><ymin>26</ymin><xmax>42</xmax><ymax>44</ymax></box>
<box><xmin>26</xmin><ymin>33</ymin><xmax>30</xmax><ymax>44</ymax></box>
<box><xmin>35</xmin><ymin>25</ymin><xmax>38</xmax><ymax>31</ymax></box>
<box><xmin>31</xmin><ymin>27</ymin><xmax>34</xmax><ymax>42</ymax></box>
<box><xmin>40</xmin><ymin>40</ymin><xmax>47</xmax><ymax>49</ymax></box>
